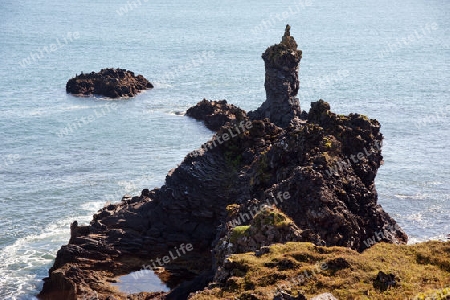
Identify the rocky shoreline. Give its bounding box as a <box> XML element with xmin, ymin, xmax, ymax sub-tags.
<box><xmin>66</xmin><ymin>68</ymin><xmax>153</xmax><ymax>98</ymax></box>
<box><xmin>39</xmin><ymin>26</ymin><xmax>448</xmax><ymax>300</ymax></box>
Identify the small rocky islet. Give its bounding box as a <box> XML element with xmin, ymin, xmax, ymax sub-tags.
<box><xmin>40</xmin><ymin>26</ymin><xmax>449</xmax><ymax>300</ymax></box>
<box><xmin>66</xmin><ymin>68</ymin><xmax>153</xmax><ymax>98</ymax></box>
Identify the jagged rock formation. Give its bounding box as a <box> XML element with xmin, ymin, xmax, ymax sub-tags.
<box><xmin>248</xmin><ymin>24</ymin><xmax>303</xmax><ymax>127</ymax></box>
<box><xmin>66</xmin><ymin>68</ymin><xmax>153</xmax><ymax>98</ymax></box>
<box><xmin>39</xmin><ymin>98</ymin><xmax>407</xmax><ymax>299</ymax></box>
<box><xmin>186</xmin><ymin>99</ymin><xmax>247</xmax><ymax>131</ymax></box>
<box><xmin>40</xmin><ymin>26</ymin><xmax>408</xmax><ymax>300</ymax></box>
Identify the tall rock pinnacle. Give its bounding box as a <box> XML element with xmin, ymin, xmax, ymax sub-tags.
<box><xmin>249</xmin><ymin>24</ymin><xmax>303</xmax><ymax>127</ymax></box>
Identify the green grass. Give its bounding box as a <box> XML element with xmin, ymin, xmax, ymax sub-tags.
<box><xmin>191</xmin><ymin>241</ymin><xmax>450</xmax><ymax>300</ymax></box>
<box><xmin>230</xmin><ymin>226</ymin><xmax>250</xmax><ymax>244</ymax></box>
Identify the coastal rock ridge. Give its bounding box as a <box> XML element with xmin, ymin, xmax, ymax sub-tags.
<box><xmin>39</xmin><ymin>26</ymin><xmax>409</xmax><ymax>300</ymax></box>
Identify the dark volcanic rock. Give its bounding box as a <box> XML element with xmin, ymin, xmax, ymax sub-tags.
<box><xmin>40</xmin><ymin>26</ymin><xmax>407</xmax><ymax>300</ymax></box>
<box><xmin>248</xmin><ymin>24</ymin><xmax>303</xmax><ymax>127</ymax></box>
<box><xmin>274</xmin><ymin>291</ymin><xmax>307</xmax><ymax>300</ymax></box>
<box><xmin>66</xmin><ymin>68</ymin><xmax>153</xmax><ymax>98</ymax></box>
<box><xmin>186</xmin><ymin>99</ymin><xmax>247</xmax><ymax>131</ymax></box>
<box><xmin>373</xmin><ymin>271</ymin><xmax>398</xmax><ymax>291</ymax></box>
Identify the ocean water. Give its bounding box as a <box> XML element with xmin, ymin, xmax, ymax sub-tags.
<box><xmin>0</xmin><ymin>0</ymin><xmax>449</xmax><ymax>298</ymax></box>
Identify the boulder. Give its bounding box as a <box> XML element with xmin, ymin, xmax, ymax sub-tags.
<box><xmin>373</xmin><ymin>271</ymin><xmax>398</xmax><ymax>291</ymax></box>
<box><xmin>186</xmin><ymin>99</ymin><xmax>247</xmax><ymax>131</ymax></box>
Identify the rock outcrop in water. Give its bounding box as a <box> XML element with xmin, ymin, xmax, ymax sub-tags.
<box><xmin>66</xmin><ymin>68</ymin><xmax>153</xmax><ymax>98</ymax></box>
<box><xmin>40</xmin><ymin>26</ymin><xmax>409</xmax><ymax>300</ymax></box>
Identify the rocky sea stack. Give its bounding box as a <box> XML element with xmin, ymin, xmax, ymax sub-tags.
<box><xmin>66</xmin><ymin>68</ymin><xmax>153</xmax><ymax>98</ymax></box>
<box><xmin>39</xmin><ymin>26</ymin><xmax>449</xmax><ymax>300</ymax></box>
<box><xmin>248</xmin><ymin>25</ymin><xmax>303</xmax><ymax>127</ymax></box>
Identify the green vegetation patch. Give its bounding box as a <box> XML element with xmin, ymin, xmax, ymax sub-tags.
<box><xmin>230</xmin><ymin>226</ymin><xmax>250</xmax><ymax>244</ymax></box>
<box><xmin>191</xmin><ymin>241</ymin><xmax>450</xmax><ymax>300</ymax></box>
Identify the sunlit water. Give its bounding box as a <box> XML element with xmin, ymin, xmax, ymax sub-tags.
<box><xmin>0</xmin><ymin>0</ymin><xmax>449</xmax><ymax>298</ymax></box>
<box><xmin>112</xmin><ymin>271</ymin><xmax>170</xmax><ymax>295</ymax></box>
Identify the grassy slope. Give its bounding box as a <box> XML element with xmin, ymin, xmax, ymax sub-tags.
<box><xmin>190</xmin><ymin>241</ymin><xmax>450</xmax><ymax>300</ymax></box>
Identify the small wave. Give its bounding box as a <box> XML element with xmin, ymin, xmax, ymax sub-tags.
<box><xmin>168</xmin><ymin>110</ymin><xmax>185</xmax><ymax>116</ymax></box>
<box><xmin>408</xmin><ymin>237</ymin><xmax>427</xmax><ymax>245</ymax></box>
<box><xmin>0</xmin><ymin>221</ymin><xmax>69</xmax><ymax>299</ymax></box>
<box><xmin>394</xmin><ymin>193</ymin><xmax>428</xmax><ymax>200</ymax></box>
<box><xmin>80</xmin><ymin>200</ymin><xmax>108</xmax><ymax>213</ymax></box>
<box><xmin>151</xmin><ymin>81</ymin><xmax>173</xmax><ymax>88</ymax></box>
<box><xmin>59</xmin><ymin>105</ymin><xmax>92</xmax><ymax>111</ymax></box>
<box><xmin>405</xmin><ymin>212</ymin><xmax>423</xmax><ymax>222</ymax></box>
<box><xmin>408</xmin><ymin>233</ymin><xmax>449</xmax><ymax>245</ymax></box>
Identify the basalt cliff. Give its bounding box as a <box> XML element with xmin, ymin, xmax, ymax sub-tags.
<box><xmin>37</xmin><ymin>26</ymin><xmax>449</xmax><ymax>300</ymax></box>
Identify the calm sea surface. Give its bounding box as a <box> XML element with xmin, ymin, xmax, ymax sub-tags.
<box><xmin>0</xmin><ymin>0</ymin><xmax>449</xmax><ymax>298</ymax></box>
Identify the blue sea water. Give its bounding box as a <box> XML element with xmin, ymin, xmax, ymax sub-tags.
<box><xmin>0</xmin><ymin>0</ymin><xmax>449</xmax><ymax>298</ymax></box>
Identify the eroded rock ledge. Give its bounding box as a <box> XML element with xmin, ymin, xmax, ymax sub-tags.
<box><xmin>185</xmin><ymin>99</ymin><xmax>247</xmax><ymax>131</ymax></box>
<box><xmin>66</xmin><ymin>68</ymin><xmax>153</xmax><ymax>98</ymax></box>
<box><xmin>40</xmin><ymin>26</ymin><xmax>409</xmax><ymax>300</ymax></box>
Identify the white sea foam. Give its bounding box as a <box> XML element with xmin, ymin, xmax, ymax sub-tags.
<box><xmin>394</xmin><ymin>193</ymin><xmax>428</xmax><ymax>200</ymax></box>
<box><xmin>80</xmin><ymin>200</ymin><xmax>108</xmax><ymax>213</ymax></box>
<box><xmin>152</xmin><ymin>81</ymin><xmax>173</xmax><ymax>88</ymax></box>
<box><xmin>405</xmin><ymin>212</ymin><xmax>424</xmax><ymax>222</ymax></box>
<box><xmin>408</xmin><ymin>233</ymin><xmax>449</xmax><ymax>245</ymax></box>
<box><xmin>0</xmin><ymin>201</ymin><xmax>105</xmax><ymax>299</ymax></box>
<box><xmin>57</xmin><ymin>105</ymin><xmax>93</xmax><ymax>111</ymax></box>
